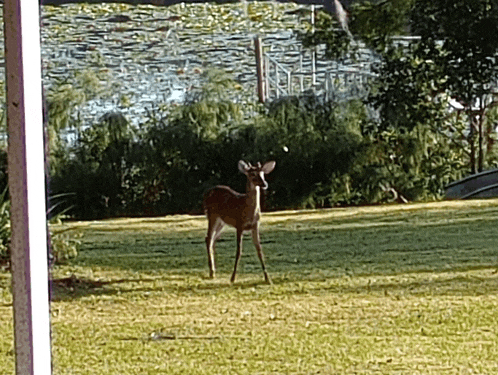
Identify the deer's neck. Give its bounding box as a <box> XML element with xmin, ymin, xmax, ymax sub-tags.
<box><xmin>245</xmin><ymin>183</ymin><xmax>261</xmax><ymax>214</ymax></box>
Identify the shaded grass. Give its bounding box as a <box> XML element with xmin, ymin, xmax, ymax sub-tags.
<box><xmin>1</xmin><ymin>200</ymin><xmax>498</xmax><ymax>374</ymax></box>
<box><xmin>71</xmin><ymin>199</ymin><xmax>498</xmax><ymax>278</ymax></box>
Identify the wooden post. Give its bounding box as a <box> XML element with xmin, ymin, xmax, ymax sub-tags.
<box><xmin>4</xmin><ymin>0</ymin><xmax>52</xmax><ymax>373</ymax></box>
<box><xmin>254</xmin><ymin>36</ymin><xmax>265</xmax><ymax>103</ymax></box>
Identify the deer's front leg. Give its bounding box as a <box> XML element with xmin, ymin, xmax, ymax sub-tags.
<box><xmin>206</xmin><ymin>217</ymin><xmax>224</xmax><ymax>279</ymax></box>
<box><xmin>231</xmin><ymin>228</ymin><xmax>244</xmax><ymax>283</ymax></box>
<box><xmin>205</xmin><ymin>234</ymin><xmax>216</xmax><ymax>279</ymax></box>
<box><xmin>252</xmin><ymin>225</ymin><xmax>271</xmax><ymax>284</ymax></box>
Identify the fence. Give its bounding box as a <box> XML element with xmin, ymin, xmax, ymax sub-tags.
<box><xmin>256</xmin><ymin>36</ymin><xmax>378</xmax><ymax>103</ymax></box>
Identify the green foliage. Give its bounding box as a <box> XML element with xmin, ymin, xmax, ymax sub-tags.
<box><xmin>50</xmin><ymin>83</ymin><xmax>471</xmax><ymax>217</ymax></box>
<box><xmin>48</xmin><ymin>196</ymin><xmax>82</xmax><ymax>264</ymax></box>
<box><xmin>0</xmin><ymin>149</ymin><xmax>10</xmax><ymax>263</ymax></box>
<box><xmin>0</xmin><ymin>186</ymin><xmax>11</xmax><ymax>263</ymax></box>
<box><xmin>351</xmin><ymin>0</ymin><xmax>414</xmax><ymax>50</ymax></box>
<box><xmin>0</xmin><ymin>186</ymin><xmax>81</xmax><ymax>265</ymax></box>
<box><xmin>302</xmin><ymin>0</ymin><xmax>498</xmax><ymax>174</ymax></box>
<box><xmin>47</xmin><ymin>58</ymin><xmax>484</xmax><ymax>218</ymax></box>
<box><xmin>299</xmin><ymin>10</ymin><xmax>353</xmax><ymax>60</ymax></box>
<box><xmin>49</xmin><ymin>70</ymin><xmax>247</xmax><ymax>217</ymax></box>
<box><xmin>410</xmin><ymin>0</ymin><xmax>498</xmax><ymax>105</ymax></box>
<box><xmin>51</xmin><ymin>111</ymin><xmax>135</xmax><ymax>219</ymax></box>
<box><xmin>368</xmin><ymin>45</ymin><xmax>448</xmax><ymax>133</ymax></box>
<box><xmin>46</xmin><ymin>69</ymin><xmax>120</xmax><ymax>174</ymax></box>
<box><xmin>410</xmin><ymin>0</ymin><xmax>498</xmax><ymax>172</ymax></box>
<box><xmin>49</xmin><ymin>227</ymin><xmax>82</xmax><ymax>264</ymax></box>
<box><xmin>46</xmin><ymin>69</ymin><xmax>117</xmax><ymax>133</ymax></box>
<box><xmin>483</xmin><ymin>105</ymin><xmax>498</xmax><ymax>168</ymax></box>
<box><xmin>260</xmin><ymin>95</ymin><xmax>365</xmax><ymax>208</ymax></box>
<box><xmin>128</xmin><ymin>70</ymin><xmax>249</xmax><ymax>214</ymax></box>
<box><xmin>51</xmin><ymin>67</ymin><xmax>370</xmax><ymax>217</ymax></box>
<box><xmin>176</xmin><ymin>69</ymin><xmax>244</xmax><ymax>141</ymax></box>
<box><xmin>351</xmin><ymin>123</ymin><xmax>467</xmax><ymax>203</ymax></box>
<box><xmin>300</xmin><ymin>0</ymin><xmax>415</xmax><ymax>56</ymax></box>
<box><xmin>358</xmin><ymin>42</ymin><xmax>469</xmax><ymax>202</ymax></box>
<box><xmin>0</xmin><ymin>149</ymin><xmax>8</xmax><ymax>195</ymax></box>
<box><xmin>136</xmin><ymin>92</ymin><xmax>367</xmax><ymax>212</ymax></box>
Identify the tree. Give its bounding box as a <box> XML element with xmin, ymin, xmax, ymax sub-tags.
<box><xmin>131</xmin><ymin>69</ymin><xmax>249</xmax><ymax>214</ymax></box>
<box><xmin>410</xmin><ymin>0</ymin><xmax>498</xmax><ymax>172</ymax></box>
<box><xmin>46</xmin><ymin>69</ymin><xmax>120</xmax><ymax>175</ymax></box>
<box><xmin>301</xmin><ymin>0</ymin><xmax>415</xmax><ymax>58</ymax></box>
<box><xmin>302</xmin><ymin>0</ymin><xmax>498</xmax><ymax>178</ymax></box>
<box><xmin>50</xmin><ymin>111</ymin><xmax>135</xmax><ymax>219</ymax></box>
<box><xmin>259</xmin><ymin>95</ymin><xmax>365</xmax><ymax>208</ymax></box>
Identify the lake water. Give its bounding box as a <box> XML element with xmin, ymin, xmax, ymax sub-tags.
<box><xmin>37</xmin><ymin>1</ymin><xmax>314</xmax><ymax>127</ymax></box>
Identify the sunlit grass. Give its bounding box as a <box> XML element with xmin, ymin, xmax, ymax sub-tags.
<box><xmin>1</xmin><ymin>200</ymin><xmax>498</xmax><ymax>374</ymax></box>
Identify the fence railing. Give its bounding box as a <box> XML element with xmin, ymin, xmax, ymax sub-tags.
<box><xmin>256</xmin><ymin>36</ymin><xmax>378</xmax><ymax>103</ymax></box>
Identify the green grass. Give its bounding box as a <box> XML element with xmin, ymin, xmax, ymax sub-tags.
<box><xmin>1</xmin><ymin>200</ymin><xmax>498</xmax><ymax>374</ymax></box>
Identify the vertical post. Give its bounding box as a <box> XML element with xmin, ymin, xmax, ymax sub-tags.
<box><xmin>325</xmin><ymin>71</ymin><xmax>329</xmax><ymax>101</ymax></box>
<box><xmin>264</xmin><ymin>55</ymin><xmax>269</xmax><ymax>100</ymax></box>
<box><xmin>241</xmin><ymin>0</ymin><xmax>249</xmax><ymax>30</ymax></box>
<box><xmin>287</xmin><ymin>71</ymin><xmax>292</xmax><ymax>96</ymax></box>
<box><xmin>275</xmin><ymin>63</ymin><xmax>280</xmax><ymax>98</ymax></box>
<box><xmin>311</xmin><ymin>4</ymin><xmax>316</xmax><ymax>88</ymax></box>
<box><xmin>478</xmin><ymin>98</ymin><xmax>484</xmax><ymax>173</ymax></box>
<box><xmin>468</xmin><ymin>109</ymin><xmax>477</xmax><ymax>174</ymax></box>
<box><xmin>254</xmin><ymin>36</ymin><xmax>265</xmax><ymax>103</ymax></box>
<box><xmin>299</xmin><ymin>47</ymin><xmax>304</xmax><ymax>92</ymax></box>
<box><xmin>4</xmin><ymin>0</ymin><xmax>52</xmax><ymax>374</ymax></box>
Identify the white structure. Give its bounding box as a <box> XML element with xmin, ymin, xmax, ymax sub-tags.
<box><xmin>4</xmin><ymin>0</ymin><xmax>52</xmax><ymax>373</ymax></box>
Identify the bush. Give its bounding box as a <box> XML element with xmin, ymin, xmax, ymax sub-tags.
<box><xmin>50</xmin><ymin>112</ymin><xmax>135</xmax><ymax>219</ymax></box>
<box><xmin>49</xmin><ymin>227</ymin><xmax>82</xmax><ymax>264</ymax></box>
<box><xmin>258</xmin><ymin>95</ymin><xmax>365</xmax><ymax>209</ymax></box>
<box><xmin>0</xmin><ymin>187</ymin><xmax>11</xmax><ymax>264</ymax></box>
<box><xmin>0</xmin><ymin>184</ymin><xmax>82</xmax><ymax>266</ymax></box>
<box><xmin>47</xmin><ymin>68</ymin><xmax>477</xmax><ymax>219</ymax></box>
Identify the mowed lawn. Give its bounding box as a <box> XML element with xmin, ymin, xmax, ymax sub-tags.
<box><xmin>1</xmin><ymin>199</ymin><xmax>498</xmax><ymax>374</ymax></box>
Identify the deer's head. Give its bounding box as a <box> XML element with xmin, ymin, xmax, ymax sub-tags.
<box><xmin>238</xmin><ymin>160</ymin><xmax>276</xmax><ymax>190</ymax></box>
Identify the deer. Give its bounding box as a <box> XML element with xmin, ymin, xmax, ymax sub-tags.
<box><xmin>203</xmin><ymin>160</ymin><xmax>276</xmax><ymax>284</ymax></box>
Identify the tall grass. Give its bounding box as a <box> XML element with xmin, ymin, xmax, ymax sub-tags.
<box><xmin>1</xmin><ymin>200</ymin><xmax>498</xmax><ymax>374</ymax></box>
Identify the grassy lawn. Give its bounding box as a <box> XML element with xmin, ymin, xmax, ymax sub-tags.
<box><xmin>1</xmin><ymin>199</ymin><xmax>498</xmax><ymax>374</ymax></box>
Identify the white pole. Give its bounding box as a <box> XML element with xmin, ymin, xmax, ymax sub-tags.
<box><xmin>255</xmin><ymin>36</ymin><xmax>265</xmax><ymax>103</ymax></box>
<box><xmin>4</xmin><ymin>0</ymin><xmax>52</xmax><ymax>373</ymax></box>
<box><xmin>311</xmin><ymin>4</ymin><xmax>316</xmax><ymax>87</ymax></box>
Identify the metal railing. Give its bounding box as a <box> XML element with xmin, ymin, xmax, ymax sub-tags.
<box><xmin>261</xmin><ymin>43</ymin><xmax>377</xmax><ymax>102</ymax></box>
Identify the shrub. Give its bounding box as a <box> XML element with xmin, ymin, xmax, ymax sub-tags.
<box><xmin>258</xmin><ymin>95</ymin><xmax>365</xmax><ymax>209</ymax></box>
<box><xmin>49</xmin><ymin>227</ymin><xmax>82</xmax><ymax>264</ymax></box>
<box><xmin>0</xmin><ymin>187</ymin><xmax>82</xmax><ymax>266</ymax></box>
<box><xmin>47</xmin><ymin>68</ymin><xmax>476</xmax><ymax>218</ymax></box>
<box><xmin>0</xmin><ymin>187</ymin><xmax>11</xmax><ymax>265</ymax></box>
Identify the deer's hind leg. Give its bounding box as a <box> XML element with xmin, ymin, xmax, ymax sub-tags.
<box><xmin>205</xmin><ymin>215</ymin><xmax>225</xmax><ymax>279</ymax></box>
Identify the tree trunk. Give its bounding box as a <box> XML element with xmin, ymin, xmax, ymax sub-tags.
<box><xmin>478</xmin><ymin>114</ymin><xmax>484</xmax><ymax>173</ymax></box>
<box><xmin>468</xmin><ymin>111</ymin><xmax>477</xmax><ymax>174</ymax></box>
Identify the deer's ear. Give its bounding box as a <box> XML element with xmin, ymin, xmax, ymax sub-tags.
<box><xmin>238</xmin><ymin>160</ymin><xmax>250</xmax><ymax>174</ymax></box>
<box><xmin>262</xmin><ymin>161</ymin><xmax>276</xmax><ymax>174</ymax></box>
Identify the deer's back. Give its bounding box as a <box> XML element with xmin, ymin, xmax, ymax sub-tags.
<box><xmin>203</xmin><ymin>185</ymin><xmax>245</xmax><ymax>210</ymax></box>
<box><xmin>203</xmin><ymin>185</ymin><xmax>263</xmax><ymax>230</ymax></box>
<box><xmin>203</xmin><ymin>185</ymin><xmax>249</xmax><ymax>223</ymax></box>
